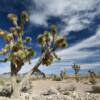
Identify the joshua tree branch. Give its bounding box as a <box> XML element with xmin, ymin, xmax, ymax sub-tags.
<box><xmin>36</xmin><ymin>69</ymin><xmax>46</xmax><ymax>78</ymax></box>
<box><xmin>53</xmin><ymin>52</ymin><xmax>61</xmax><ymax>60</ymax></box>
<box><xmin>0</xmin><ymin>58</ymin><xmax>8</xmax><ymax>63</ymax></box>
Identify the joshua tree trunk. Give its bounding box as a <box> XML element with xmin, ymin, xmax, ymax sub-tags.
<box><xmin>75</xmin><ymin>72</ymin><xmax>79</xmax><ymax>82</ymax></box>
<box><xmin>10</xmin><ymin>61</ymin><xmax>23</xmax><ymax>97</ymax></box>
<box><xmin>19</xmin><ymin>52</ymin><xmax>46</xmax><ymax>91</ymax></box>
<box><xmin>10</xmin><ymin>62</ymin><xmax>19</xmax><ymax>97</ymax></box>
<box><xmin>11</xmin><ymin>75</ymin><xmax>20</xmax><ymax>98</ymax></box>
<box><xmin>36</xmin><ymin>69</ymin><xmax>46</xmax><ymax>78</ymax></box>
<box><xmin>11</xmin><ymin>51</ymin><xmax>50</xmax><ymax>97</ymax></box>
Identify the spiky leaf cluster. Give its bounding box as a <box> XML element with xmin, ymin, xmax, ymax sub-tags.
<box><xmin>37</xmin><ymin>25</ymin><xmax>67</xmax><ymax>66</ymax></box>
<box><xmin>0</xmin><ymin>11</ymin><xmax>35</xmax><ymax>65</ymax></box>
<box><xmin>88</xmin><ymin>70</ymin><xmax>96</xmax><ymax>84</ymax></box>
<box><xmin>72</xmin><ymin>64</ymin><xmax>80</xmax><ymax>74</ymax></box>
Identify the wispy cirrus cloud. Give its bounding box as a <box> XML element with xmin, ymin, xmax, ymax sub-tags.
<box><xmin>30</xmin><ymin>0</ymin><xmax>100</xmax><ymax>34</ymax></box>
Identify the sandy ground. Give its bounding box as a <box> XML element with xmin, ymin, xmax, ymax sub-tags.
<box><xmin>0</xmin><ymin>79</ymin><xmax>100</xmax><ymax>100</ymax></box>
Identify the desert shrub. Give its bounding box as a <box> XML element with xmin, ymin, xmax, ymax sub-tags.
<box><xmin>88</xmin><ymin>70</ymin><xmax>97</xmax><ymax>84</ymax></box>
<box><xmin>52</xmin><ymin>75</ymin><xmax>62</xmax><ymax>81</ymax></box>
<box><xmin>41</xmin><ymin>89</ymin><xmax>57</xmax><ymax>96</ymax></box>
<box><xmin>63</xmin><ymin>91</ymin><xmax>70</xmax><ymax>95</ymax></box>
<box><xmin>0</xmin><ymin>80</ymin><xmax>5</xmax><ymax>86</ymax></box>
<box><xmin>57</xmin><ymin>85</ymin><xmax>76</xmax><ymax>93</ymax></box>
<box><xmin>60</xmin><ymin>68</ymin><xmax>67</xmax><ymax>79</ymax></box>
<box><xmin>16</xmin><ymin>79</ymin><xmax>21</xmax><ymax>83</ymax></box>
<box><xmin>89</xmin><ymin>79</ymin><xmax>96</xmax><ymax>84</ymax></box>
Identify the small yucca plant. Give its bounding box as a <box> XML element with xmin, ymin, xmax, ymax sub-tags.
<box><xmin>88</xmin><ymin>70</ymin><xmax>97</xmax><ymax>84</ymax></box>
<box><xmin>60</xmin><ymin>68</ymin><xmax>67</xmax><ymax>79</ymax></box>
<box><xmin>72</xmin><ymin>64</ymin><xmax>80</xmax><ymax>82</ymax></box>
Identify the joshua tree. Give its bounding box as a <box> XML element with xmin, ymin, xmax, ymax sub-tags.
<box><xmin>0</xmin><ymin>11</ymin><xmax>35</xmax><ymax>97</ymax></box>
<box><xmin>25</xmin><ymin>24</ymin><xmax>67</xmax><ymax>78</ymax></box>
<box><xmin>72</xmin><ymin>64</ymin><xmax>80</xmax><ymax>82</ymax></box>
<box><xmin>88</xmin><ymin>70</ymin><xmax>96</xmax><ymax>84</ymax></box>
<box><xmin>0</xmin><ymin>12</ymin><xmax>67</xmax><ymax>97</ymax></box>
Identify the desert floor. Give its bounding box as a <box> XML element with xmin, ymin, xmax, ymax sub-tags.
<box><xmin>0</xmin><ymin>78</ymin><xmax>100</xmax><ymax>100</ymax></box>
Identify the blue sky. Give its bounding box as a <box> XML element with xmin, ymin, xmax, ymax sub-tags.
<box><xmin>0</xmin><ymin>0</ymin><xmax>100</xmax><ymax>74</ymax></box>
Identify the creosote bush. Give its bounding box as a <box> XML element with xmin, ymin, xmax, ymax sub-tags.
<box><xmin>88</xmin><ymin>70</ymin><xmax>97</xmax><ymax>84</ymax></box>
<box><xmin>52</xmin><ymin>75</ymin><xmax>62</xmax><ymax>81</ymax></box>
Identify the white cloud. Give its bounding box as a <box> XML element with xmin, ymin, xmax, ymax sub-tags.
<box><xmin>61</xmin><ymin>16</ymin><xmax>91</xmax><ymax>33</ymax></box>
<box><xmin>30</xmin><ymin>0</ymin><xmax>100</xmax><ymax>34</ymax></box>
<box><xmin>58</xmin><ymin>32</ymin><xmax>100</xmax><ymax>60</ymax></box>
<box><xmin>30</xmin><ymin>13</ymin><xmax>48</xmax><ymax>26</ymax></box>
<box><xmin>96</xmin><ymin>26</ymin><xmax>100</xmax><ymax>39</ymax></box>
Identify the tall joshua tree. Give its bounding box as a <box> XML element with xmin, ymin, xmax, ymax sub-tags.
<box><xmin>0</xmin><ymin>12</ymin><xmax>67</xmax><ymax>97</ymax></box>
<box><xmin>72</xmin><ymin>64</ymin><xmax>80</xmax><ymax>82</ymax></box>
<box><xmin>0</xmin><ymin>11</ymin><xmax>35</xmax><ymax>97</ymax></box>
